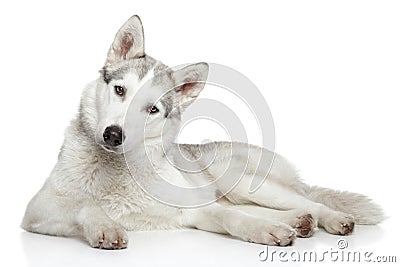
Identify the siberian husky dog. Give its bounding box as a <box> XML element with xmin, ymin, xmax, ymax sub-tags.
<box><xmin>22</xmin><ymin>15</ymin><xmax>384</xmax><ymax>249</ymax></box>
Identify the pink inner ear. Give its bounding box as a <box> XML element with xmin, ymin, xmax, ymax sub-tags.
<box><xmin>181</xmin><ymin>82</ymin><xmax>197</xmax><ymax>95</ymax></box>
<box><xmin>120</xmin><ymin>32</ymin><xmax>134</xmax><ymax>60</ymax></box>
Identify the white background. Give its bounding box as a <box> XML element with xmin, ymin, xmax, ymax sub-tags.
<box><xmin>0</xmin><ymin>0</ymin><xmax>399</xmax><ymax>266</ymax></box>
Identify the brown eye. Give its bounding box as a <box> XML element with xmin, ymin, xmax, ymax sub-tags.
<box><xmin>114</xmin><ymin>85</ymin><xmax>125</xmax><ymax>96</ymax></box>
<box><xmin>148</xmin><ymin>106</ymin><xmax>159</xmax><ymax>114</ymax></box>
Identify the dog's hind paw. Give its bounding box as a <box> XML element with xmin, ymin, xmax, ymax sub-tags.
<box><xmin>294</xmin><ymin>213</ymin><xmax>316</xmax><ymax>238</ymax></box>
<box><xmin>321</xmin><ymin>212</ymin><xmax>355</xmax><ymax>235</ymax></box>
<box><xmin>240</xmin><ymin>221</ymin><xmax>297</xmax><ymax>246</ymax></box>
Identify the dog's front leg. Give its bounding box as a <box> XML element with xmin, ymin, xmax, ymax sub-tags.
<box><xmin>21</xmin><ymin>187</ymin><xmax>128</xmax><ymax>249</ymax></box>
<box><xmin>181</xmin><ymin>203</ymin><xmax>296</xmax><ymax>246</ymax></box>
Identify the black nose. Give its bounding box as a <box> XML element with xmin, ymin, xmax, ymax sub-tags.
<box><xmin>103</xmin><ymin>125</ymin><xmax>124</xmax><ymax>147</ymax></box>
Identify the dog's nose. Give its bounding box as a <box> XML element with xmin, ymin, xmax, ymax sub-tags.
<box><xmin>103</xmin><ymin>125</ymin><xmax>124</xmax><ymax>147</ymax></box>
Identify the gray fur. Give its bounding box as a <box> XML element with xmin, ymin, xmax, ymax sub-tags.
<box><xmin>101</xmin><ymin>55</ymin><xmax>158</xmax><ymax>83</ymax></box>
<box><xmin>21</xmin><ymin>15</ymin><xmax>384</xmax><ymax>250</ymax></box>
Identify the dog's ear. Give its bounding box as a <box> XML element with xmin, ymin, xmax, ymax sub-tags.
<box><xmin>173</xmin><ymin>63</ymin><xmax>209</xmax><ymax>109</ymax></box>
<box><xmin>105</xmin><ymin>15</ymin><xmax>145</xmax><ymax>66</ymax></box>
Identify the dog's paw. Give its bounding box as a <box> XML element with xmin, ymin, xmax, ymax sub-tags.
<box><xmin>84</xmin><ymin>223</ymin><xmax>128</xmax><ymax>249</ymax></box>
<box><xmin>321</xmin><ymin>212</ymin><xmax>355</xmax><ymax>235</ymax></box>
<box><xmin>258</xmin><ymin>223</ymin><xmax>297</xmax><ymax>246</ymax></box>
<box><xmin>240</xmin><ymin>221</ymin><xmax>296</xmax><ymax>246</ymax></box>
<box><xmin>293</xmin><ymin>213</ymin><xmax>316</xmax><ymax>238</ymax></box>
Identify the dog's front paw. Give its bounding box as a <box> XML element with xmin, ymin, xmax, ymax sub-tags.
<box><xmin>321</xmin><ymin>212</ymin><xmax>355</xmax><ymax>235</ymax></box>
<box><xmin>84</xmin><ymin>223</ymin><xmax>128</xmax><ymax>249</ymax></box>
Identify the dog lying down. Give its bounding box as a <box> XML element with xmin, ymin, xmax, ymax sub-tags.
<box><xmin>21</xmin><ymin>15</ymin><xmax>384</xmax><ymax>249</ymax></box>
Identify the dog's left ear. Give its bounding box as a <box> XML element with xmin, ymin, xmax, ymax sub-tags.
<box><xmin>105</xmin><ymin>15</ymin><xmax>145</xmax><ymax>66</ymax></box>
<box><xmin>173</xmin><ymin>62</ymin><xmax>209</xmax><ymax>109</ymax></box>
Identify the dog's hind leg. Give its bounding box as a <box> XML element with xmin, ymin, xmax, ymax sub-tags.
<box><xmin>181</xmin><ymin>202</ymin><xmax>296</xmax><ymax>246</ymax></box>
<box><xmin>221</xmin><ymin>203</ymin><xmax>317</xmax><ymax>238</ymax></box>
<box><xmin>21</xmin><ymin>187</ymin><xmax>128</xmax><ymax>249</ymax></box>
<box><xmin>225</xmin><ymin>176</ymin><xmax>356</xmax><ymax>236</ymax></box>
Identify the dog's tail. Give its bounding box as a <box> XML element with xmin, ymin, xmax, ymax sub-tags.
<box><xmin>303</xmin><ymin>185</ymin><xmax>385</xmax><ymax>225</ymax></box>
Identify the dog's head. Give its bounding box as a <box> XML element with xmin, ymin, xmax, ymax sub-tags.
<box><xmin>80</xmin><ymin>15</ymin><xmax>208</xmax><ymax>154</ymax></box>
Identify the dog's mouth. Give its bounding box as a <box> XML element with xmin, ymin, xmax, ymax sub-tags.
<box><xmin>101</xmin><ymin>144</ymin><xmax>124</xmax><ymax>154</ymax></box>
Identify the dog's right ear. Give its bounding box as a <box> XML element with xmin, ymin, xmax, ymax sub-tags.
<box><xmin>105</xmin><ymin>15</ymin><xmax>145</xmax><ymax>66</ymax></box>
